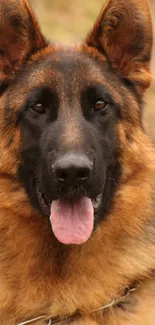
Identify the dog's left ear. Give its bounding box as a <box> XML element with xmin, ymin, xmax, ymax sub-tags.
<box><xmin>86</xmin><ymin>0</ymin><xmax>153</xmax><ymax>95</ymax></box>
<box><xmin>0</xmin><ymin>0</ymin><xmax>46</xmax><ymax>85</ymax></box>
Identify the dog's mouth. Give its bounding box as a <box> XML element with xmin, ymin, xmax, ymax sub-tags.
<box><xmin>36</xmin><ymin>186</ymin><xmax>102</xmax><ymax>245</ymax></box>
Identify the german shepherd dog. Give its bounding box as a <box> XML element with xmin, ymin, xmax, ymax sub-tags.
<box><xmin>0</xmin><ymin>0</ymin><xmax>155</xmax><ymax>324</ymax></box>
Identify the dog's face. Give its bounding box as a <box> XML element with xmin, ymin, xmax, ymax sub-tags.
<box><xmin>0</xmin><ymin>0</ymin><xmax>152</xmax><ymax>245</ymax></box>
<box><xmin>17</xmin><ymin>51</ymin><xmax>121</xmax><ymax>245</ymax></box>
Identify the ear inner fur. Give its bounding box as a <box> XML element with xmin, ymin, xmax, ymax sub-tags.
<box><xmin>86</xmin><ymin>0</ymin><xmax>153</xmax><ymax>94</ymax></box>
<box><xmin>0</xmin><ymin>0</ymin><xmax>46</xmax><ymax>84</ymax></box>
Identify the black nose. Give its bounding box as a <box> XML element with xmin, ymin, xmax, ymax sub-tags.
<box><xmin>53</xmin><ymin>153</ymin><xmax>93</xmax><ymax>184</ymax></box>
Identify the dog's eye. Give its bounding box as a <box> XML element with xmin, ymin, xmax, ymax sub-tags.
<box><xmin>30</xmin><ymin>103</ymin><xmax>45</xmax><ymax>114</ymax></box>
<box><xmin>94</xmin><ymin>100</ymin><xmax>108</xmax><ymax>112</ymax></box>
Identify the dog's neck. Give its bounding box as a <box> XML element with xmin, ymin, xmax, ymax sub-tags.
<box><xmin>17</xmin><ymin>282</ymin><xmax>139</xmax><ymax>325</ymax></box>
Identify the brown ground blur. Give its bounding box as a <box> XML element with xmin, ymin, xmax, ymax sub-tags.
<box><xmin>30</xmin><ymin>0</ymin><xmax>155</xmax><ymax>141</ymax></box>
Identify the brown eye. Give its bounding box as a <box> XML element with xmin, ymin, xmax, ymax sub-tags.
<box><xmin>94</xmin><ymin>100</ymin><xmax>108</xmax><ymax>112</ymax></box>
<box><xmin>30</xmin><ymin>103</ymin><xmax>45</xmax><ymax>114</ymax></box>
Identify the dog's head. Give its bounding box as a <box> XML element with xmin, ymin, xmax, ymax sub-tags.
<box><xmin>0</xmin><ymin>0</ymin><xmax>152</xmax><ymax>245</ymax></box>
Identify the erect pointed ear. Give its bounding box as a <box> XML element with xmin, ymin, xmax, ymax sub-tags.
<box><xmin>0</xmin><ymin>0</ymin><xmax>46</xmax><ymax>84</ymax></box>
<box><xmin>86</xmin><ymin>0</ymin><xmax>153</xmax><ymax>95</ymax></box>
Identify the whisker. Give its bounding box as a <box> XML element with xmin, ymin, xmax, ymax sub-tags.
<box><xmin>25</xmin><ymin>173</ymin><xmax>41</xmax><ymax>184</ymax></box>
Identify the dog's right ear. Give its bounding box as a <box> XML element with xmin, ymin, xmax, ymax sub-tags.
<box><xmin>0</xmin><ymin>0</ymin><xmax>46</xmax><ymax>84</ymax></box>
<box><xmin>86</xmin><ymin>0</ymin><xmax>153</xmax><ymax>95</ymax></box>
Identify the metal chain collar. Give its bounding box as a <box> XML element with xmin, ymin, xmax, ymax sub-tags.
<box><xmin>17</xmin><ymin>284</ymin><xmax>139</xmax><ymax>325</ymax></box>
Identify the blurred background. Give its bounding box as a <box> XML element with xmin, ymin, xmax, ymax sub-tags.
<box><xmin>30</xmin><ymin>0</ymin><xmax>155</xmax><ymax>141</ymax></box>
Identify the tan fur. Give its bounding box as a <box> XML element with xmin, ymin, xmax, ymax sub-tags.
<box><xmin>0</xmin><ymin>0</ymin><xmax>154</xmax><ymax>324</ymax></box>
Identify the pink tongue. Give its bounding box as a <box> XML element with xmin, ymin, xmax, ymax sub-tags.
<box><xmin>50</xmin><ymin>197</ymin><xmax>94</xmax><ymax>245</ymax></box>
